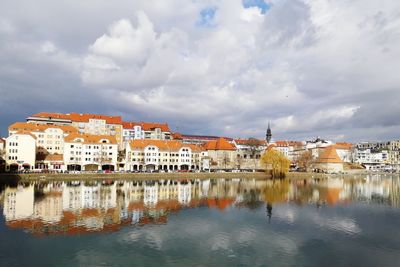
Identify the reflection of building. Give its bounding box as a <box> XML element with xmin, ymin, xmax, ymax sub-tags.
<box><xmin>3</xmin><ymin>185</ymin><xmax>34</xmax><ymax>220</ymax></box>
<box><xmin>3</xmin><ymin>176</ymin><xmax>399</xmax><ymax>236</ymax></box>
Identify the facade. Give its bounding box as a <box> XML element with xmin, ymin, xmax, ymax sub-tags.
<box><xmin>180</xmin><ymin>134</ymin><xmax>234</xmax><ymax>145</ymax></box>
<box><xmin>334</xmin><ymin>142</ymin><xmax>353</xmax><ymax>163</ymax></box>
<box><xmin>314</xmin><ymin>146</ymin><xmax>344</xmax><ymax>173</ymax></box>
<box><xmin>27</xmin><ymin>112</ymin><xmax>123</xmax><ymax>149</ymax></box>
<box><xmin>204</xmin><ymin>138</ymin><xmax>238</xmax><ymax>170</ymax></box>
<box><xmin>63</xmin><ymin>134</ymin><xmax>118</xmax><ymax>171</ymax></box>
<box><xmin>5</xmin><ymin>133</ymin><xmax>36</xmax><ymax>171</ymax></box>
<box><xmin>354</xmin><ymin>148</ymin><xmax>390</xmax><ymax>171</ymax></box>
<box><xmin>233</xmin><ymin>138</ymin><xmax>268</xmax><ymax>170</ymax></box>
<box><xmin>125</xmin><ymin>140</ymin><xmax>203</xmax><ymax>172</ymax></box>
<box><xmin>9</xmin><ymin>122</ymin><xmax>78</xmax><ymax>156</ymax></box>
<box><xmin>122</xmin><ymin>122</ymin><xmax>171</xmax><ymax>142</ymax></box>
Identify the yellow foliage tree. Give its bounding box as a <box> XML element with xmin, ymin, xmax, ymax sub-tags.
<box><xmin>261</xmin><ymin>149</ymin><xmax>291</xmax><ymax>178</ymax></box>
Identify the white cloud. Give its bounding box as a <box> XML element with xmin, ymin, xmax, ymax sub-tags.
<box><xmin>1</xmin><ymin>0</ymin><xmax>400</xmax><ymax>141</ymax></box>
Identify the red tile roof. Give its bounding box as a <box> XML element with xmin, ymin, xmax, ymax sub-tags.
<box><xmin>9</xmin><ymin>122</ymin><xmax>78</xmax><ymax>134</ymax></box>
<box><xmin>122</xmin><ymin>121</ymin><xmax>170</xmax><ymax>132</ymax></box>
<box><xmin>316</xmin><ymin>146</ymin><xmax>343</xmax><ymax>164</ymax></box>
<box><xmin>36</xmin><ymin>153</ymin><xmax>64</xmax><ymax>162</ymax></box>
<box><xmin>32</xmin><ymin>112</ymin><xmax>122</xmax><ymax>124</ymax></box>
<box><xmin>64</xmin><ymin>133</ymin><xmax>117</xmax><ymax>144</ymax></box>
<box><xmin>172</xmin><ymin>132</ymin><xmax>183</xmax><ymax>140</ymax></box>
<box><xmin>334</xmin><ymin>142</ymin><xmax>353</xmax><ymax>150</ymax></box>
<box><xmin>204</xmin><ymin>138</ymin><xmax>236</xmax><ymax>151</ymax></box>
<box><xmin>129</xmin><ymin>140</ymin><xmax>203</xmax><ymax>152</ymax></box>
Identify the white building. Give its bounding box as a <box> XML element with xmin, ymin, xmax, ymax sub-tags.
<box><xmin>354</xmin><ymin>149</ymin><xmax>389</xmax><ymax>171</ymax></box>
<box><xmin>5</xmin><ymin>133</ymin><xmax>36</xmax><ymax>171</ymax></box>
<box><xmin>63</xmin><ymin>134</ymin><xmax>118</xmax><ymax>171</ymax></box>
<box><xmin>8</xmin><ymin>122</ymin><xmax>78</xmax><ymax>155</ymax></box>
<box><xmin>27</xmin><ymin>112</ymin><xmax>124</xmax><ymax>149</ymax></box>
<box><xmin>125</xmin><ymin>140</ymin><xmax>203</xmax><ymax>172</ymax></box>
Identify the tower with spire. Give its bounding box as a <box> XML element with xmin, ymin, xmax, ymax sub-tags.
<box><xmin>266</xmin><ymin>122</ymin><xmax>272</xmax><ymax>144</ymax></box>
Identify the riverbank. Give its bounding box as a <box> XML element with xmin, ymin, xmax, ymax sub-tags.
<box><xmin>1</xmin><ymin>170</ymin><xmax>392</xmax><ymax>183</ymax></box>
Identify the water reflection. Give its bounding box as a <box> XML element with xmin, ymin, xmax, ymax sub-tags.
<box><xmin>2</xmin><ymin>175</ymin><xmax>400</xmax><ymax>236</ymax></box>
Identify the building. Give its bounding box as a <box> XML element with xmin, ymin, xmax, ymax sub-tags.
<box><xmin>125</xmin><ymin>140</ymin><xmax>203</xmax><ymax>172</ymax></box>
<box><xmin>27</xmin><ymin>112</ymin><xmax>123</xmax><ymax>149</ymax></box>
<box><xmin>5</xmin><ymin>133</ymin><xmax>36</xmax><ymax>171</ymax></box>
<box><xmin>204</xmin><ymin>138</ymin><xmax>237</xmax><ymax>170</ymax></box>
<box><xmin>233</xmin><ymin>138</ymin><xmax>268</xmax><ymax>170</ymax></box>
<box><xmin>63</xmin><ymin>133</ymin><xmax>118</xmax><ymax>171</ymax></box>
<box><xmin>180</xmin><ymin>134</ymin><xmax>234</xmax><ymax>145</ymax></box>
<box><xmin>8</xmin><ymin>122</ymin><xmax>78</xmax><ymax>156</ymax></box>
<box><xmin>122</xmin><ymin>121</ymin><xmax>171</xmax><ymax>142</ymax></box>
<box><xmin>353</xmin><ymin>148</ymin><xmax>389</xmax><ymax>171</ymax></box>
<box><xmin>314</xmin><ymin>146</ymin><xmax>344</xmax><ymax>173</ymax></box>
<box><xmin>334</xmin><ymin>142</ymin><xmax>353</xmax><ymax>163</ymax></box>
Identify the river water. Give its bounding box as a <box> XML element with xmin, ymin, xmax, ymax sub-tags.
<box><xmin>1</xmin><ymin>175</ymin><xmax>400</xmax><ymax>266</ymax></box>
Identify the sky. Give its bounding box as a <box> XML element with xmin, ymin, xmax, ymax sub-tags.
<box><xmin>1</xmin><ymin>0</ymin><xmax>400</xmax><ymax>142</ymax></box>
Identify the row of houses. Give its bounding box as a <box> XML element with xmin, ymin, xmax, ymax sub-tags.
<box><xmin>1</xmin><ymin>112</ymin><xmax>399</xmax><ymax>173</ymax></box>
<box><xmin>0</xmin><ymin>112</ymin><xmax>272</xmax><ymax>172</ymax></box>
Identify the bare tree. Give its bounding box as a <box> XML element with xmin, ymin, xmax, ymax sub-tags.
<box><xmin>295</xmin><ymin>150</ymin><xmax>314</xmax><ymax>172</ymax></box>
<box><xmin>222</xmin><ymin>152</ymin><xmax>230</xmax><ymax>170</ymax></box>
<box><xmin>245</xmin><ymin>138</ymin><xmax>263</xmax><ymax>170</ymax></box>
<box><xmin>235</xmin><ymin>154</ymin><xmax>243</xmax><ymax>170</ymax></box>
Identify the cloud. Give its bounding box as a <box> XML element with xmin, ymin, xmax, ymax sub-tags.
<box><xmin>1</xmin><ymin>0</ymin><xmax>400</xmax><ymax>141</ymax></box>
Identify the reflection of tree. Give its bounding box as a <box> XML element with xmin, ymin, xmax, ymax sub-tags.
<box><xmin>263</xmin><ymin>179</ymin><xmax>290</xmax><ymax>204</ymax></box>
<box><xmin>242</xmin><ymin>189</ymin><xmax>263</xmax><ymax>210</ymax></box>
<box><xmin>266</xmin><ymin>202</ymin><xmax>272</xmax><ymax>223</ymax></box>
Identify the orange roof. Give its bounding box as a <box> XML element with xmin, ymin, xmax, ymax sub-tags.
<box><xmin>204</xmin><ymin>138</ymin><xmax>236</xmax><ymax>151</ymax></box>
<box><xmin>172</xmin><ymin>132</ymin><xmax>183</xmax><ymax>140</ymax></box>
<box><xmin>334</xmin><ymin>142</ymin><xmax>353</xmax><ymax>150</ymax></box>
<box><xmin>129</xmin><ymin>140</ymin><xmax>203</xmax><ymax>152</ymax></box>
<box><xmin>32</xmin><ymin>112</ymin><xmax>122</xmax><ymax>124</ymax></box>
<box><xmin>65</xmin><ymin>133</ymin><xmax>117</xmax><ymax>144</ymax></box>
<box><xmin>316</xmin><ymin>146</ymin><xmax>343</xmax><ymax>164</ymax></box>
<box><xmin>9</xmin><ymin>122</ymin><xmax>78</xmax><ymax>134</ymax></box>
<box><xmin>122</xmin><ymin>121</ymin><xmax>170</xmax><ymax>132</ymax></box>
<box><xmin>36</xmin><ymin>153</ymin><xmax>64</xmax><ymax>162</ymax></box>
<box><xmin>13</xmin><ymin>131</ymin><xmax>37</xmax><ymax>140</ymax></box>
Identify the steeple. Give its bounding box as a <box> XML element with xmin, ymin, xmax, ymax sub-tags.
<box><xmin>266</xmin><ymin>122</ymin><xmax>272</xmax><ymax>143</ymax></box>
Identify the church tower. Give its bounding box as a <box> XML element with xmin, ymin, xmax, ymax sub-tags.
<box><xmin>266</xmin><ymin>122</ymin><xmax>272</xmax><ymax>144</ymax></box>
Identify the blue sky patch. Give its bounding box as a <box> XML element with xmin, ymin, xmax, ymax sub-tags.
<box><xmin>197</xmin><ymin>7</ymin><xmax>217</xmax><ymax>27</ymax></box>
<box><xmin>242</xmin><ymin>0</ymin><xmax>270</xmax><ymax>14</ymax></box>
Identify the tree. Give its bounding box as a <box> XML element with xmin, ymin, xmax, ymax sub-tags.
<box><xmin>235</xmin><ymin>154</ymin><xmax>243</xmax><ymax>169</ymax></box>
<box><xmin>261</xmin><ymin>149</ymin><xmax>291</xmax><ymax>178</ymax></box>
<box><xmin>244</xmin><ymin>138</ymin><xmax>263</xmax><ymax>170</ymax></box>
<box><xmin>295</xmin><ymin>150</ymin><xmax>314</xmax><ymax>172</ymax></box>
<box><xmin>221</xmin><ymin>152</ymin><xmax>230</xmax><ymax>170</ymax></box>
